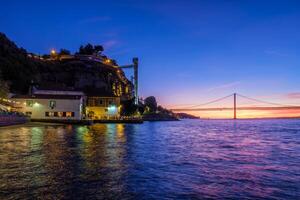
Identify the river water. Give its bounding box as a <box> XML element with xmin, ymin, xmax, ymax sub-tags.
<box><xmin>0</xmin><ymin>120</ymin><xmax>299</xmax><ymax>199</ymax></box>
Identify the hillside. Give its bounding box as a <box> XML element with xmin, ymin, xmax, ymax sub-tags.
<box><xmin>0</xmin><ymin>32</ymin><xmax>132</xmax><ymax>98</ymax></box>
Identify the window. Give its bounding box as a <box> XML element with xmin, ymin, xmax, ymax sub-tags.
<box><xmin>87</xmin><ymin>98</ymin><xmax>95</xmax><ymax>106</ymax></box>
<box><xmin>49</xmin><ymin>112</ymin><xmax>54</xmax><ymax>117</ymax></box>
<box><xmin>49</xmin><ymin>100</ymin><xmax>56</xmax><ymax>109</ymax></box>
<box><xmin>25</xmin><ymin>112</ymin><xmax>32</xmax><ymax>116</ymax></box>
<box><xmin>26</xmin><ymin>100</ymin><xmax>33</xmax><ymax>107</ymax></box>
<box><xmin>66</xmin><ymin>112</ymin><xmax>74</xmax><ymax>117</ymax></box>
<box><xmin>58</xmin><ymin>112</ymin><xmax>63</xmax><ymax>117</ymax></box>
<box><xmin>46</xmin><ymin>111</ymin><xmax>72</xmax><ymax>117</ymax></box>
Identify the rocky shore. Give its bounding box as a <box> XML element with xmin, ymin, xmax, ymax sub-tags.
<box><xmin>142</xmin><ymin>113</ymin><xmax>179</xmax><ymax>121</ymax></box>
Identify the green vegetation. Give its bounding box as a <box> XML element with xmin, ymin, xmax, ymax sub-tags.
<box><xmin>77</xmin><ymin>43</ymin><xmax>104</xmax><ymax>55</ymax></box>
<box><xmin>58</xmin><ymin>49</ymin><xmax>71</xmax><ymax>56</ymax></box>
<box><xmin>0</xmin><ymin>33</ymin><xmax>41</xmax><ymax>93</ymax></box>
<box><xmin>0</xmin><ymin>72</ymin><xmax>9</xmax><ymax>98</ymax></box>
<box><xmin>0</xmin><ymin>32</ymin><xmax>181</xmax><ymax>119</ymax></box>
<box><xmin>0</xmin><ymin>32</ymin><xmax>127</xmax><ymax>96</ymax></box>
<box><xmin>144</xmin><ymin>96</ymin><xmax>157</xmax><ymax>112</ymax></box>
<box><xmin>138</xmin><ymin>96</ymin><xmax>179</xmax><ymax>121</ymax></box>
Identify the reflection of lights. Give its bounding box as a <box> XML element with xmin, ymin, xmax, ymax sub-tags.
<box><xmin>77</xmin><ymin>126</ymin><xmax>88</xmax><ymax>134</ymax></box>
<box><xmin>116</xmin><ymin>124</ymin><xmax>125</xmax><ymax>139</ymax></box>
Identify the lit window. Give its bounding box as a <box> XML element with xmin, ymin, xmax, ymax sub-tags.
<box><xmin>49</xmin><ymin>100</ymin><xmax>56</xmax><ymax>109</ymax></box>
<box><xmin>26</xmin><ymin>100</ymin><xmax>33</xmax><ymax>107</ymax></box>
<box><xmin>66</xmin><ymin>112</ymin><xmax>74</xmax><ymax>117</ymax></box>
<box><xmin>46</xmin><ymin>112</ymin><xmax>55</xmax><ymax>117</ymax></box>
<box><xmin>58</xmin><ymin>112</ymin><xmax>63</xmax><ymax>117</ymax></box>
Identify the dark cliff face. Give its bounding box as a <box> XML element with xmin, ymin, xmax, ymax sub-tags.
<box><xmin>0</xmin><ymin>32</ymin><xmax>133</xmax><ymax>97</ymax></box>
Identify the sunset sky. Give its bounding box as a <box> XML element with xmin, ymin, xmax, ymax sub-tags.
<box><xmin>1</xmin><ymin>0</ymin><xmax>300</xmax><ymax>118</ymax></box>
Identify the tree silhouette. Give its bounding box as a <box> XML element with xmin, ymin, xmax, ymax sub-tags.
<box><xmin>144</xmin><ymin>96</ymin><xmax>157</xmax><ymax>112</ymax></box>
<box><xmin>59</xmin><ymin>49</ymin><xmax>71</xmax><ymax>56</ymax></box>
<box><xmin>78</xmin><ymin>44</ymin><xmax>104</xmax><ymax>55</ymax></box>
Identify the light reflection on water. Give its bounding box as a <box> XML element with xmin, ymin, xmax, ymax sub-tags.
<box><xmin>0</xmin><ymin>120</ymin><xmax>299</xmax><ymax>199</ymax></box>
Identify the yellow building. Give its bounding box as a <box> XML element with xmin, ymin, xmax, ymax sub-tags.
<box><xmin>86</xmin><ymin>96</ymin><xmax>121</xmax><ymax>119</ymax></box>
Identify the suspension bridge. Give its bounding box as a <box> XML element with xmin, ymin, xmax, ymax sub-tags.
<box><xmin>170</xmin><ymin>93</ymin><xmax>300</xmax><ymax>119</ymax></box>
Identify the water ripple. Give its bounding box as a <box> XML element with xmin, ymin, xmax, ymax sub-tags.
<box><xmin>0</xmin><ymin>120</ymin><xmax>299</xmax><ymax>199</ymax></box>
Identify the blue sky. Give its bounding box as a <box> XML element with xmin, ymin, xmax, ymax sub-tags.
<box><xmin>1</xmin><ymin>0</ymin><xmax>300</xmax><ymax>109</ymax></box>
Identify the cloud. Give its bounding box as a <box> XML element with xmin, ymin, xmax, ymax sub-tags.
<box><xmin>264</xmin><ymin>50</ymin><xmax>288</xmax><ymax>57</ymax></box>
<box><xmin>103</xmin><ymin>40</ymin><xmax>119</xmax><ymax>50</ymax></box>
<box><xmin>285</xmin><ymin>92</ymin><xmax>300</xmax><ymax>99</ymax></box>
<box><xmin>78</xmin><ymin>16</ymin><xmax>111</xmax><ymax>24</ymax></box>
<box><xmin>206</xmin><ymin>81</ymin><xmax>241</xmax><ymax>92</ymax></box>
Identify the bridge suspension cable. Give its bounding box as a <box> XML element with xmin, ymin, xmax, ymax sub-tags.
<box><xmin>236</xmin><ymin>93</ymin><xmax>298</xmax><ymax>107</ymax></box>
<box><xmin>170</xmin><ymin>93</ymin><xmax>300</xmax><ymax>115</ymax></box>
<box><xmin>181</xmin><ymin>93</ymin><xmax>234</xmax><ymax>109</ymax></box>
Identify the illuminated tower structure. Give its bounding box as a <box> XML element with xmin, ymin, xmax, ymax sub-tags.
<box><xmin>119</xmin><ymin>57</ymin><xmax>139</xmax><ymax>105</ymax></box>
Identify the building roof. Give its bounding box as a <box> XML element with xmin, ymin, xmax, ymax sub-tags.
<box><xmin>34</xmin><ymin>85</ymin><xmax>82</xmax><ymax>92</ymax></box>
<box><xmin>11</xmin><ymin>94</ymin><xmax>83</xmax><ymax>100</ymax></box>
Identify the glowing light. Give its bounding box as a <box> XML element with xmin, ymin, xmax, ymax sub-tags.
<box><xmin>50</xmin><ymin>49</ymin><xmax>56</xmax><ymax>55</ymax></box>
<box><xmin>108</xmin><ymin>105</ymin><xmax>117</xmax><ymax>111</ymax></box>
<box><xmin>107</xmin><ymin>105</ymin><xmax>117</xmax><ymax>115</ymax></box>
<box><xmin>105</xmin><ymin>59</ymin><xmax>111</xmax><ymax>64</ymax></box>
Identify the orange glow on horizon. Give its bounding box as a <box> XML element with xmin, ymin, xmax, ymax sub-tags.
<box><xmin>174</xmin><ymin>109</ymin><xmax>300</xmax><ymax>119</ymax></box>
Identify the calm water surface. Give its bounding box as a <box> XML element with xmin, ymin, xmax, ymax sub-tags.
<box><xmin>0</xmin><ymin>120</ymin><xmax>299</xmax><ymax>199</ymax></box>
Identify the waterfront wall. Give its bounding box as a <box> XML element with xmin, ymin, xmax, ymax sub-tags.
<box><xmin>0</xmin><ymin>115</ymin><xmax>29</xmax><ymax>126</ymax></box>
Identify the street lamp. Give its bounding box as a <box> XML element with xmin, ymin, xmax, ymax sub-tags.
<box><xmin>50</xmin><ymin>49</ymin><xmax>56</xmax><ymax>55</ymax></box>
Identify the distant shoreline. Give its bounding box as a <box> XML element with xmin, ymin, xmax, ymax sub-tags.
<box><xmin>197</xmin><ymin>117</ymin><xmax>300</xmax><ymax>120</ymax></box>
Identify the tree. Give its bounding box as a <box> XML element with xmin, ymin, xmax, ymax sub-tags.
<box><xmin>138</xmin><ymin>101</ymin><xmax>145</xmax><ymax>114</ymax></box>
<box><xmin>42</xmin><ymin>54</ymin><xmax>50</xmax><ymax>59</ymax></box>
<box><xmin>144</xmin><ymin>96</ymin><xmax>157</xmax><ymax>112</ymax></box>
<box><xmin>77</xmin><ymin>44</ymin><xmax>104</xmax><ymax>55</ymax></box>
<box><xmin>79</xmin><ymin>44</ymin><xmax>93</xmax><ymax>55</ymax></box>
<box><xmin>94</xmin><ymin>45</ymin><xmax>104</xmax><ymax>54</ymax></box>
<box><xmin>0</xmin><ymin>72</ymin><xmax>9</xmax><ymax>98</ymax></box>
<box><xmin>59</xmin><ymin>49</ymin><xmax>71</xmax><ymax>56</ymax></box>
<box><xmin>121</xmin><ymin>98</ymin><xmax>138</xmax><ymax>116</ymax></box>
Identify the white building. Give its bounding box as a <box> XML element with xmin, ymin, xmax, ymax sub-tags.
<box><xmin>12</xmin><ymin>93</ymin><xmax>85</xmax><ymax>121</ymax></box>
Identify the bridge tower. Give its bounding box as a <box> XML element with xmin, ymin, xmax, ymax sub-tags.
<box><xmin>234</xmin><ymin>93</ymin><xmax>237</xmax><ymax>119</ymax></box>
